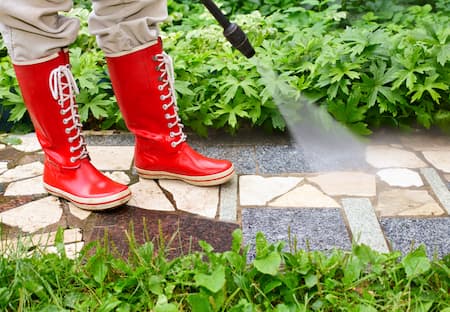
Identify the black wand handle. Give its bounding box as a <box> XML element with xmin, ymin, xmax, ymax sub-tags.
<box><xmin>200</xmin><ymin>0</ymin><xmax>255</xmax><ymax>58</ymax></box>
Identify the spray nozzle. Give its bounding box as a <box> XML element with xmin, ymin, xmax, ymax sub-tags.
<box><xmin>200</xmin><ymin>0</ymin><xmax>255</xmax><ymax>58</ymax></box>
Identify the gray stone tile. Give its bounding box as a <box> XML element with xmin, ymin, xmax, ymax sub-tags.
<box><xmin>255</xmin><ymin>144</ymin><xmax>368</xmax><ymax>174</ymax></box>
<box><xmin>256</xmin><ymin>145</ymin><xmax>311</xmax><ymax>174</ymax></box>
<box><xmin>242</xmin><ymin>208</ymin><xmax>351</xmax><ymax>260</ymax></box>
<box><xmin>193</xmin><ymin>145</ymin><xmax>257</xmax><ymax>175</ymax></box>
<box><xmin>380</xmin><ymin>217</ymin><xmax>450</xmax><ymax>259</ymax></box>
<box><xmin>342</xmin><ymin>198</ymin><xmax>389</xmax><ymax>253</ymax></box>
<box><xmin>85</xmin><ymin>131</ymin><xmax>135</xmax><ymax>146</ymax></box>
<box><xmin>219</xmin><ymin>175</ymin><xmax>238</xmax><ymax>222</ymax></box>
<box><xmin>421</xmin><ymin>168</ymin><xmax>450</xmax><ymax>214</ymax></box>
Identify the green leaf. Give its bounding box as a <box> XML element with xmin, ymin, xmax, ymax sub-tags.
<box><xmin>254</xmin><ymin>250</ymin><xmax>281</xmax><ymax>276</ymax></box>
<box><xmin>90</xmin><ymin>255</ymin><xmax>108</xmax><ymax>284</ymax></box>
<box><xmin>409</xmin><ymin>74</ymin><xmax>448</xmax><ymax>103</ymax></box>
<box><xmin>187</xmin><ymin>293</ymin><xmax>213</xmax><ymax>312</ymax></box>
<box><xmin>304</xmin><ymin>273</ymin><xmax>318</xmax><ymax>288</ymax></box>
<box><xmin>194</xmin><ymin>265</ymin><xmax>226</xmax><ymax>293</ymax></box>
<box><xmin>401</xmin><ymin>246</ymin><xmax>431</xmax><ymax>278</ymax></box>
<box><xmin>155</xmin><ymin>303</ymin><xmax>178</xmax><ymax>312</ymax></box>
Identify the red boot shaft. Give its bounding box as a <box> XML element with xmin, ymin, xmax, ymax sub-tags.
<box><xmin>14</xmin><ymin>51</ymin><xmax>131</xmax><ymax>210</ymax></box>
<box><xmin>106</xmin><ymin>40</ymin><xmax>234</xmax><ymax>186</ymax></box>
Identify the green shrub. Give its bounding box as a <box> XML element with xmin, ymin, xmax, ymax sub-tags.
<box><xmin>0</xmin><ymin>1</ymin><xmax>449</xmax><ymax>135</ymax></box>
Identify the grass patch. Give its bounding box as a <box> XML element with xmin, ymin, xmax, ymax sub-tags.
<box><xmin>0</xmin><ymin>228</ymin><xmax>449</xmax><ymax>311</ymax></box>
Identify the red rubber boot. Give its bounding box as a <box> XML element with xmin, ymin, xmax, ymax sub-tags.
<box><xmin>106</xmin><ymin>39</ymin><xmax>234</xmax><ymax>186</ymax></box>
<box><xmin>13</xmin><ymin>50</ymin><xmax>131</xmax><ymax>210</ymax></box>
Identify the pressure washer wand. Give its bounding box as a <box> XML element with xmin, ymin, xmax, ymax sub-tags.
<box><xmin>200</xmin><ymin>0</ymin><xmax>255</xmax><ymax>58</ymax></box>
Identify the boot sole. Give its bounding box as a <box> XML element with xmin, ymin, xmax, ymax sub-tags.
<box><xmin>136</xmin><ymin>165</ymin><xmax>235</xmax><ymax>186</ymax></box>
<box><xmin>44</xmin><ymin>183</ymin><xmax>132</xmax><ymax>211</ymax></box>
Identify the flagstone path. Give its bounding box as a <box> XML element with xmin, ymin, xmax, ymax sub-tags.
<box><xmin>0</xmin><ymin>129</ymin><xmax>449</xmax><ymax>259</ymax></box>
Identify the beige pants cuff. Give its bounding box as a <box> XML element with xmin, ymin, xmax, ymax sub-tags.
<box><xmin>0</xmin><ymin>0</ymin><xmax>167</xmax><ymax>63</ymax></box>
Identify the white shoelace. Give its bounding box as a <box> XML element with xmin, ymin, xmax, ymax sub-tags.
<box><xmin>154</xmin><ymin>52</ymin><xmax>187</xmax><ymax>148</ymax></box>
<box><xmin>49</xmin><ymin>65</ymin><xmax>88</xmax><ymax>163</ymax></box>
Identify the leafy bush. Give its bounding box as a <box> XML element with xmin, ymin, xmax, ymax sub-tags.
<box><xmin>1</xmin><ymin>229</ymin><xmax>449</xmax><ymax>311</ymax></box>
<box><xmin>0</xmin><ymin>1</ymin><xmax>449</xmax><ymax>135</ymax></box>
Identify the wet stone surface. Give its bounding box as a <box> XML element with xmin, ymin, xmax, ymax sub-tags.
<box><xmin>83</xmin><ymin>205</ymin><xmax>239</xmax><ymax>259</ymax></box>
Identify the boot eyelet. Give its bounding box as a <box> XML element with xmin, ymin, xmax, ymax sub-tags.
<box><xmin>70</xmin><ymin>147</ymin><xmax>75</xmax><ymax>153</ymax></box>
<box><xmin>152</xmin><ymin>55</ymin><xmax>158</xmax><ymax>61</ymax></box>
<box><xmin>167</xmin><ymin>123</ymin><xmax>173</xmax><ymax>128</ymax></box>
<box><xmin>171</xmin><ymin>142</ymin><xmax>177</xmax><ymax>148</ymax></box>
<box><xmin>60</xmin><ymin>109</ymin><xmax>65</xmax><ymax>115</ymax></box>
<box><xmin>162</xmin><ymin>104</ymin><xmax>168</xmax><ymax>110</ymax></box>
<box><xmin>68</xmin><ymin>138</ymin><xmax>74</xmax><ymax>143</ymax></box>
<box><xmin>170</xmin><ymin>132</ymin><xmax>174</xmax><ymax>137</ymax></box>
<box><xmin>158</xmin><ymin>77</ymin><xmax>163</xmax><ymax>82</ymax></box>
<box><xmin>160</xmin><ymin>95</ymin><xmax>166</xmax><ymax>101</ymax></box>
<box><xmin>63</xmin><ymin>119</ymin><xmax>69</xmax><ymax>125</ymax></box>
<box><xmin>165</xmin><ymin>113</ymin><xmax>170</xmax><ymax>119</ymax></box>
<box><xmin>158</xmin><ymin>85</ymin><xmax>164</xmax><ymax>91</ymax></box>
<box><xmin>70</xmin><ymin>157</ymin><xmax>76</xmax><ymax>163</ymax></box>
<box><xmin>65</xmin><ymin>128</ymin><xmax>71</xmax><ymax>134</ymax></box>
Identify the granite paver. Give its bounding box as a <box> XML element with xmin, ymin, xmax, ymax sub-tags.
<box><xmin>342</xmin><ymin>198</ymin><xmax>389</xmax><ymax>253</ymax></box>
<box><xmin>380</xmin><ymin>217</ymin><xmax>450</xmax><ymax>258</ymax></box>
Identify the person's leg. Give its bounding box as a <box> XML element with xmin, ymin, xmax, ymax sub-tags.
<box><xmin>90</xmin><ymin>0</ymin><xmax>235</xmax><ymax>186</ymax></box>
<box><xmin>0</xmin><ymin>0</ymin><xmax>131</xmax><ymax>209</ymax></box>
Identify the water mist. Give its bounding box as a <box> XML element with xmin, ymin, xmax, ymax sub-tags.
<box><xmin>202</xmin><ymin>0</ymin><xmax>367</xmax><ymax>171</ymax></box>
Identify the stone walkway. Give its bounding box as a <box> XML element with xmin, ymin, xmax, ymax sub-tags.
<box><xmin>0</xmin><ymin>129</ymin><xmax>449</xmax><ymax>259</ymax></box>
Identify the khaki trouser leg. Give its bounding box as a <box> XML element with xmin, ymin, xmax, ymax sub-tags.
<box><xmin>0</xmin><ymin>0</ymin><xmax>79</xmax><ymax>63</ymax></box>
<box><xmin>0</xmin><ymin>0</ymin><xmax>168</xmax><ymax>62</ymax></box>
<box><xmin>89</xmin><ymin>0</ymin><xmax>168</xmax><ymax>56</ymax></box>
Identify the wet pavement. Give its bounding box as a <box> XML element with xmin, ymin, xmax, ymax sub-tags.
<box><xmin>0</xmin><ymin>129</ymin><xmax>449</xmax><ymax>259</ymax></box>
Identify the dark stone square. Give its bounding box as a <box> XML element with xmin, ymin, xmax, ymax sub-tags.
<box><xmin>380</xmin><ymin>217</ymin><xmax>450</xmax><ymax>259</ymax></box>
<box><xmin>242</xmin><ymin>208</ymin><xmax>352</xmax><ymax>260</ymax></box>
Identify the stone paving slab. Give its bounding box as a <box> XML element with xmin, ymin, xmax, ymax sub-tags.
<box><xmin>380</xmin><ymin>217</ymin><xmax>450</xmax><ymax>259</ymax></box>
<box><xmin>242</xmin><ymin>208</ymin><xmax>352</xmax><ymax>260</ymax></box>
<box><xmin>0</xmin><ymin>130</ymin><xmax>450</xmax><ymax>259</ymax></box>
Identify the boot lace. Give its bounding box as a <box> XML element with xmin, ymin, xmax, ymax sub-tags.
<box><xmin>153</xmin><ymin>52</ymin><xmax>187</xmax><ymax>148</ymax></box>
<box><xmin>49</xmin><ymin>65</ymin><xmax>88</xmax><ymax>163</ymax></box>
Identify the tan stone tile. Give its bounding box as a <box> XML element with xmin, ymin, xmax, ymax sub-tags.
<box><xmin>104</xmin><ymin>171</ymin><xmax>131</xmax><ymax>185</ymax></box>
<box><xmin>0</xmin><ymin>144</ymin><xmax>5</xmax><ymax>150</ymax></box>
<box><xmin>0</xmin><ymin>161</ymin><xmax>7</xmax><ymax>175</ymax></box>
<box><xmin>422</xmin><ymin>150</ymin><xmax>450</xmax><ymax>173</ymax></box>
<box><xmin>400</xmin><ymin>134</ymin><xmax>450</xmax><ymax>151</ymax></box>
<box><xmin>0</xmin><ymin>161</ymin><xmax>44</xmax><ymax>183</ymax></box>
<box><xmin>0</xmin><ymin>228</ymin><xmax>82</xmax><ymax>254</ymax></box>
<box><xmin>159</xmin><ymin>180</ymin><xmax>219</xmax><ymax>218</ymax></box>
<box><xmin>270</xmin><ymin>184</ymin><xmax>340</xmax><ymax>208</ymax></box>
<box><xmin>43</xmin><ymin>241</ymin><xmax>84</xmax><ymax>259</ymax></box>
<box><xmin>68</xmin><ymin>203</ymin><xmax>92</xmax><ymax>220</ymax></box>
<box><xmin>376</xmin><ymin>168</ymin><xmax>423</xmax><ymax>187</ymax></box>
<box><xmin>128</xmin><ymin>179</ymin><xmax>175</xmax><ymax>211</ymax></box>
<box><xmin>10</xmin><ymin>133</ymin><xmax>41</xmax><ymax>152</ymax></box>
<box><xmin>239</xmin><ymin>175</ymin><xmax>303</xmax><ymax>206</ymax></box>
<box><xmin>4</xmin><ymin>176</ymin><xmax>46</xmax><ymax>196</ymax></box>
<box><xmin>0</xmin><ymin>196</ymin><xmax>63</xmax><ymax>233</ymax></box>
<box><xmin>375</xmin><ymin>189</ymin><xmax>445</xmax><ymax>217</ymax></box>
<box><xmin>87</xmin><ymin>146</ymin><xmax>134</xmax><ymax>170</ymax></box>
<box><xmin>365</xmin><ymin>145</ymin><xmax>426</xmax><ymax>169</ymax></box>
<box><xmin>308</xmin><ymin>172</ymin><xmax>376</xmax><ymax>197</ymax></box>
